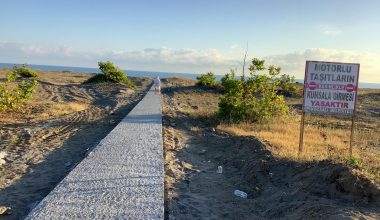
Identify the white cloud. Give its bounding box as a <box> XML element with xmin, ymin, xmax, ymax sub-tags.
<box><xmin>0</xmin><ymin>42</ymin><xmax>240</xmax><ymax>74</ymax></box>
<box><xmin>264</xmin><ymin>48</ymin><xmax>380</xmax><ymax>83</ymax></box>
<box><xmin>230</xmin><ymin>44</ymin><xmax>240</xmax><ymax>50</ymax></box>
<box><xmin>319</xmin><ymin>25</ymin><xmax>342</xmax><ymax>36</ymax></box>
<box><xmin>0</xmin><ymin>42</ymin><xmax>379</xmax><ymax>83</ymax></box>
<box><xmin>322</xmin><ymin>29</ymin><xmax>342</xmax><ymax>36</ymax></box>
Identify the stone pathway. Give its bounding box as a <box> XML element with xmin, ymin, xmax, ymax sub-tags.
<box><xmin>26</xmin><ymin>86</ymin><xmax>164</xmax><ymax>220</ymax></box>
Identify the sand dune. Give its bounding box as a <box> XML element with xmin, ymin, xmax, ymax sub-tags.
<box><xmin>0</xmin><ymin>69</ymin><xmax>151</xmax><ymax>219</ymax></box>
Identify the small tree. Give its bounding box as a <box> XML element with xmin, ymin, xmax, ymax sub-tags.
<box><xmin>196</xmin><ymin>72</ymin><xmax>217</xmax><ymax>87</ymax></box>
<box><xmin>278</xmin><ymin>74</ymin><xmax>297</xmax><ymax>96</ymax></box>
<box><xmin>13</xmin><ymin>64</ymin><xmax>38</xmax><ymax>78</ymax></box>
<box><xmin>219</xmin><ymin>70</ymin><xmax>245</xmax><ymax>121</ymax></box>
<box><xmin>218</xmin><ymin>58</ymin><xmax>289</xmax><ymax>122</ymax></box>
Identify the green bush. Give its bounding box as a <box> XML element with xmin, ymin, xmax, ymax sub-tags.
<box><xmin>98</xmin><ymin>61</ymin><xmax>120</xmax><ymax>73</ymax></box>
<box><xmin>0</xmin><ymin>72</ymin><xmax>38</xmax><ymax>111</ymax></box>
<box><xmin>106</xmin><ymin>71</ymin><xmax>127</xmax><ymax>83</ymax></box>
<box><xmin>84</xmin><ymin>61</ymin><xmax>136</xmax><ymax>89</ymax></box>
<box><xmin>13</xmin><ymin>64</ymin><xmax>39</xmax><ymax>78</ymax></box>
<box><xmin>217</xmin><ymin>58</ymin><xmax>289</xmax><ymax>122</ymax></box>
<box><xmin>123</xmin><ymin>78</ymin><xmax>137</xmax><ymax>90</ymax></box>
<box><xmin>279</xmin><ymin>74</ymin><xmax>297</xmax><ymax>96</ymax></box>
<box><xmin>83</xmin><ymin>74</ymin><xmax>108</xmax><ymax>83</ymax></box>
<box><xmin>196</xmin><ymin>72</ymin><xmax>217</xmax><ymax>87</ymax></box>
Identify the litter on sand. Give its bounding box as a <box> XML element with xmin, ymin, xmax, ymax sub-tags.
<box><xmin>234</xmin><ymin>190</ymin><xmax>248</xmax><ymax>199</ymax></box>
<box><xmin>217</xmin><ymin>166</ymin><xmax>223</xmax><ymax>174</ymax></box>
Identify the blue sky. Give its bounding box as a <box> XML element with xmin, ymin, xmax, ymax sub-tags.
<box><xmin>1</xmin><ymin>0</ymin><xmax>379</xmax><ymax>82</ymax></box>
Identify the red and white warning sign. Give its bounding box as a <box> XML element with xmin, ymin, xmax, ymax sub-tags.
<box><xmin>303</xmin><ymin>61</ymin><xmax>360</xmax><ymax>115</ymax></box>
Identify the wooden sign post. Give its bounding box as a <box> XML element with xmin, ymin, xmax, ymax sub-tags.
<box><xmin>298</xmin><ymin>61</ymin><xmax>360</xmax><ymax>159</ymax></box>
<box><xmin>298</xmin><ymin>112</ymin><xmax>305</xmax><ymax>159</ymax></box>
<box><xmin>349</xmin><ymin>116</ymin><xmax>356</xmax><ymax>158</ymax></box>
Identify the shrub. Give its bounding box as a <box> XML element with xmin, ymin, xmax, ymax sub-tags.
<box><xmin>98</xmin><ymin>61</ymin><xmax>120</xmax><ymax>74</ymax></box>
<box><xmin>279</xmin><ymin>74</ymin><xmax>297</xmax><ymax>96</ymax></box>
<box><xmin>348</xmin><ymin>157</ymin><xmax>361</xmax><ymax>167</ymax></box>
<box><xmin>84</xmin><ymin>61</ymin><xmax>136</xmax><ymax>89</ymax></box>
<box><xmin>98</xmin><ymin>61</ymin><xmax>125</xmax><ymax>82</ymax></box>
<box><xmin>0</xmin><ymin>72</ymin><xmax>38</xmax><ymax>111</ymax></box>
<box><xmin>123</xmin><ymin>78</ymin><xmax>137</xmax><ymax>90</ymax></box>
<box><xmin>217</xmin><ymin>58</ymin><xmax>289</xmax><ymax>122</ymax></box>
<box><xmin>13</xmin><ymin>64</ymin><xmax>39</xmax><ymax>78</ymax></box>
<box><xmin>196</xmin><ymin>72</ymin><xmax>217</xmax><ymax>87</ymax></box>
<box><xmin>83</xmin><ymin>74</ymin><xmax>107</xmax><ymax>83</ymax></box>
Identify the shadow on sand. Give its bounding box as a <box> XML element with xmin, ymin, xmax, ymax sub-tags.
<box><xmin>162</xmin><ymin>85</ymin><xmax>380</xmax><ymax>219</ymax></box>
<box><xmin>0</xmin><ymin>85</ymin><xmax>150</xmax><ymax>220</ymax></box>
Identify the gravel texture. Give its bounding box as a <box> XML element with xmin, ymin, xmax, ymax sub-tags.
<box><xmin>26</xmin><ymin>86</ymin><xmax>164</xmax><ymax>220</ymax></box>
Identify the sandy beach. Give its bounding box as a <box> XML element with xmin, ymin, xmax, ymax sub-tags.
<box><xmin>1</xmin><ymin>72</ymin><xmax>380</xmax><ymax>219</ymax></box>
<box><xmin>162</xmin><ymin>78</ymin><xmax>380</xmax><ymax>219</ymax></box>
<box><xmin>2</xmin><ymin>1</ymin><xmax>380</xmax><ymax>219</ymax></box>
<box><xmin>0</xmin><ymin>69</ymin><xmax>151</xmax><ymax>219</ymax></box>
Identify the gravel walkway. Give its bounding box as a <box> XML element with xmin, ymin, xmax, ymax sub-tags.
<box><xmin>26</xmin><ymin>86</ymin><xmax>164</xmax><ymax>219</ymax></box>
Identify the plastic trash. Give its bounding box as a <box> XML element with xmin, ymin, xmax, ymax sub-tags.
<box><xmin>234</xmin><ymin>190</ymin><xmax>248</xmax><ymax>199</ymax></box>
<box><xmin>217</xmin><ymin>166</ymin><xmax>223</xmax><ymax>174</ymax></box>
<box><xmin>0</xmin><ymin>206</ymin><xmax>12</xmax><ymax>215</ymax></box>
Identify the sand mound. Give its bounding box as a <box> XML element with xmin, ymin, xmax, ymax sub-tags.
<box><xmin>162</xmin><ymin>78</ymin><xmax>380</xmax><ymax>219</ymax></box>
<box><xmin>0</xmin><ymin>70</ymin><xmax>151</xmax><ymax>219</ymax></box>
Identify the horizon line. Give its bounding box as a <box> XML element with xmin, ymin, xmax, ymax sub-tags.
<box><xmin>0</xmin><ymin>62</ymin><xmax>379</xmax><ymax>85</ymax></box>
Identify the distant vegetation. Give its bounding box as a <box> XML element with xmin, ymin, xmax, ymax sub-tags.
<box><xmin>169</xmin><ymin>76</ymin><xmax>380</xmax><ymax>183</ymax></box>
<box><xmin>0</xmin><ymin>68</ymin><xmax>38</xmax><ymax>111</ymax></box>
<box><xmin>84</xmin><ymin>61</ymin><xmax>136</xmax><ymax>89</ymax></box>
<box><xmin>13</xmin><ymin>63</ymin><xmax>39</xmax><ymax>78</ymax></box>
<box><xmin>196</xmin><ymin>72</ymin><xmax>217</xmax><ymax>87</ymax></box>
<box><xmin>218</xmin><ymin>58</ymin><xmax>296</xmax><ymax>122</ymax></box>
<box><xmin>278</xmin><ymin>74</ymin><xmax>298</xmax><ymax>96</ymax></box>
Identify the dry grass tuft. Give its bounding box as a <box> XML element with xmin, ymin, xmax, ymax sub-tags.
<box><xmin>218</xmin><ymin>115</ymin><xmax>380</xmax><ymax>181</ymax></box>
<box><xmin>164</xmin><ymin>78</ymin><xmax>380</xmax><ymax>182</ymax></box>
<box><xmin>49</xmin><ymin>102</ymin><xmax>88</xmax><ymax>116</ymax></box>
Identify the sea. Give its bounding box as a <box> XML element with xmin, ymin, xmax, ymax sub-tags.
<box><xmin>1</xmin><ymin>63</ymin><xmax>380</xmax><ymax>89</ymax></box>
